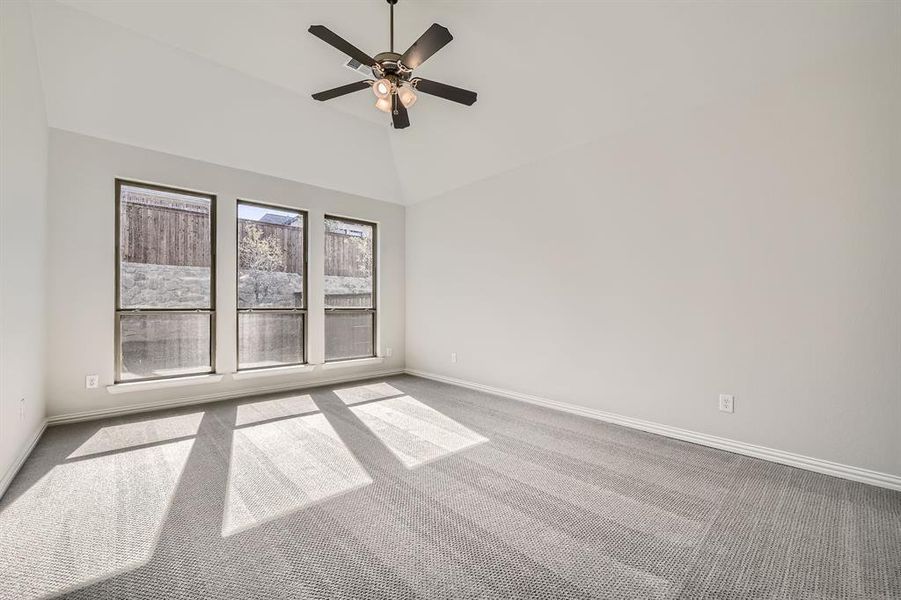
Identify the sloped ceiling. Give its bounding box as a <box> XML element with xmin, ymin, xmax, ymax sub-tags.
<box><xmin>31</xmin><ymin>0</ymin><xmax>895</xmax><ymax>204</ymax></box>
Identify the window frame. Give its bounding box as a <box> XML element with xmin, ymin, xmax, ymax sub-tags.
<box><xmin>114</xmin><ymin>178</ymin><xmax>217</xmax><ymax>384</ymax></box>
<box><xmin>324</xmin><ymin>214</ymin><xmax>377</xmax><ymax>363</ymax></box>
<box><xmin>235</xmin><ymin>199</ymin><xmax>309</xmax><ymax>371</ymax></box>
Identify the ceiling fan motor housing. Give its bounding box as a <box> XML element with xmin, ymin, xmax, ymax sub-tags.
<box><xmin>373</xmin><ymin>52</ymin><xmax>412</xmax><ymax>81</ymax></box>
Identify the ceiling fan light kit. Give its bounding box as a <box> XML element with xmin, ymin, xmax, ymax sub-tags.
<box><xmin>375</xmin><ymin>96</ymin><xmax>393</xmax><ymax>113</ymax></box>
<box><xmin>309</xmin><ymin>0</ymin><xmax>477</xmax><ymax>129</ymax></box>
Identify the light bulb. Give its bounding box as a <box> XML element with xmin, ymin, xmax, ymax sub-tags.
<box><xmin>372</xmin><ymin>78</ymin><xmax>391</xmax><ymax>99</ymax></box>
<box><xmin>397</xmin><ymin>86</ymin><xmax>417</xmax><ymax>108</ymax></box>
<box><xmin>375</xmin><ymin>96</ymin><xmax>392</xmax><ymax>113</ymax></box>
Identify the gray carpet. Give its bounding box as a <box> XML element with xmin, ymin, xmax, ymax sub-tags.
<box><xmin>1</xmin><ymin>374</ymin><xmax>898</xmax><ymax>599</ymax></box>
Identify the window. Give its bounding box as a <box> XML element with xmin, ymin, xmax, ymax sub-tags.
<box><xmin>324</xmin><ymin>216</ymin><xmax>376</xmax><ymax>361</ymax></box>
<box><xmin>115</xmin><ymin>180</ymin><xmax>215</xmax><ymax>382</ymax></box>
<box><xmin>237</xmin><ymin>201</ymin><xmax>306</xmax><ymax>370</ymax></box>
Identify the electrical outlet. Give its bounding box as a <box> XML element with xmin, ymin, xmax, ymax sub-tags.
<box><xmin>86</xmin><ymin>375</ymin><xmax>99</xmax><ymax>389</ymax></box>
<box><xmin>718</xmin><ymin>394</ymin><xmax>734</xmax><ymax>413</ymax></box>
<box><xmin>451</xmin><ymin>352</ymin><xmax>457</xmax><ymax>363</ymax></box>
<box><xmin>385</xmin><ymin>347</ymin><xmax>393</xmax><ymax>357</ymax></box>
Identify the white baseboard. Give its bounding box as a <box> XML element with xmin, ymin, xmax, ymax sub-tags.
<box><xmin>405</xmin><ymin>369</ymin><xmax>901</xmax><ymax>492</ymax></box>
<box><xmin>0</xmin><ymin>419</ymin><xmax>47</xmax><ymax>500</ymax></box>
<box><xmin>48</xmin><ymin>368</ymin><xmax>405</xmax><ymax>425</ymax></box>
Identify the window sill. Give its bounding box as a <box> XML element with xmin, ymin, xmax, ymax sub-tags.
<box><xmin>320</xmin><ymin>356</ymin><xmax>386</xmax><ymax>370</ymax></box>
<box><xmin>107</xmin><ymin>374</ymin><xmax>224</xmax><ymax>394</ymax></box>
<box><xmin>231</xmin><ymin>364</ymin><xmax>315</xmax><ymax>380</ymax></box>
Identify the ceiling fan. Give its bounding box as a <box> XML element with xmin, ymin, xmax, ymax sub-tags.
<box><xmin>309</xmin><ymin>0</ymin><xmax>477</xmax><ymax>129</ymax></box>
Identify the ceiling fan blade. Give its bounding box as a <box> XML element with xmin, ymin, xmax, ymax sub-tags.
<box><xmin>391</xmin><ymin>94</ymin><xmax>410</xmax><ymax>129</ymax></box>
<box><xmin>311</xmin><ymin>81</ymin><xmax>371</xmax><ymax>101</ymax></box>
<box><xmin>414</xmin><ymin>78</ymin><xmax>477</xmax><ymax>106</ymax></box>
<box><xmin>400</xmin><ymin>23</ymin><xmax>453</xmax><ymax>70</ymax></box>
<box><xmin>308</xmin><ymin>25</ymin><xmax>377</xmax><ymax>67</ymax></box>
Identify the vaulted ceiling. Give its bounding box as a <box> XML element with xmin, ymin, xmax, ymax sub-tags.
<box><xmin>31</xmin><ymin>1</ymin><xmax>894</xmax><ymax>204</ymax></box>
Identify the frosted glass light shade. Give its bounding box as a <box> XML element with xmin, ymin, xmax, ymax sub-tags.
<box><xmin>397</xmin><ymin>86</ymin><xmax>417</xmax><ymax>108</ymax></box>
<box><xmin>372</xmin><ymin>79</ymin><xmax>391</xmax><ymax>99</ymax></box>
<box><xmin>375</xmin><ymin>96</ymin><xmax>392</xmax><ymax>113</ymax></box>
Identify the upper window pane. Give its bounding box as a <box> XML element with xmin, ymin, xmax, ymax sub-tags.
<box><xmin>238</xmin><ymin>203</ymin><xmax>304</xmax><ymax>309</ymax></box>
<box><xmin>118</xmin><ymin>184</ymin><xmax>213</xmax><ymax>309</ymax></box>
<box><xmin>325</xmin><ymin>217</ymin><xmax>373</xmax><ymax>308</ymax></box>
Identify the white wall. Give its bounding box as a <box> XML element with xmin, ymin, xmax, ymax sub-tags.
<box><xmin>406</xmin><ymin>33</ymin><xmax>901</xmax><ymax>476</ymax></box>
<box><xmin>0</xmin><ymin>2</ymin><xmax>49</xmax><ymax>485</ymax></box>
<box><xmin>46</xmin><ymin>129</ymin><xmax>404</xmax><ymax>418</ymax></box>
<box><xmin>30</xmin><ymin>0</ymin><xmax>402</xmax><ymax>204</ymax></box>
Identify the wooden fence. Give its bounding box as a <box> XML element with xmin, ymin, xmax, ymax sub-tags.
<box><xmin>121</xmin><ymin>203</ymin><xmax>212</xmax><ymax>267</ymax></box>
<box><xmin>325</xmin><ymin>231</ymin><xmax>371</xmax><ymax>278</ymax></box>
<box><xmin>122</xmin><ymin>203</ymin><xmax>370</xmax><ymax>278</ymax></box>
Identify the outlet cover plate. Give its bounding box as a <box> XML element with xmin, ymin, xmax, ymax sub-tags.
<box><xmin>719</xmin><ymin>394</ymin><xmax>734</xmax><ymax>413</ymax></box>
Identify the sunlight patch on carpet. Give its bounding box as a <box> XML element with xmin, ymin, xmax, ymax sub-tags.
<box><xmin>0</xmin><ymin>440</ymin><xmax>194</xmax><ymax>600</ymax></box>
<box><xmin>235</xmin><ymin>394</ymin><xmax>318</xmax><ymax>427</ymax></box>
<box><xmin>333</xmin><ymin>382</ymin><xmax>404</xmax><ymax>405</ymax></box>
<box><xmin>68</xmin><ymin>412</ymin><xmax>203</xmax><ymax>458</ymax></box>
<box><xmin>350</xmin><ymin>396</ymin><xmax>488</xmax><ymax>468</ymax></box>
<box><xmin>223</xmin><ymin>413</ymin><xmax>372</xmax><ymax>537</ymax></box>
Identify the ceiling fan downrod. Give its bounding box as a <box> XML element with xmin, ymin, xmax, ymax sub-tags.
<box><xmin>389</xmin><ymin>0</ymin><xmax>397</xmax><ymax>53</ymax></box>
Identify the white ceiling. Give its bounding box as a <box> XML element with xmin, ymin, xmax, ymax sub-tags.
<box><xmin>30</xmin><ymin>0</ymin><xmax>895</xmax><ymax>204</ymax></box>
